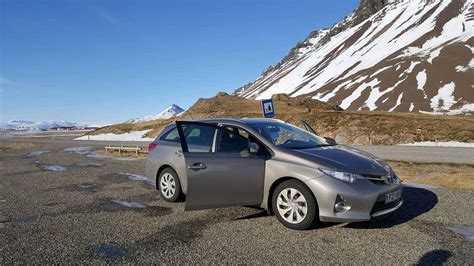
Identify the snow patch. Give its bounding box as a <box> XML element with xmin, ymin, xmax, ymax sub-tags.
<box><xmin>430</xmin><ymin>82</ymin><xmax>457</xmax><ymax>111</ymax></box>
<box><xmin>111</xmin><ymin>200</ymin><xmax>144</xmax><ymax>208</ymax></box>
<box><xmin>455</xmin><ymin>65</ymin><xmax>469</xmax><ymax>72</ymax></box>
<box><xmin>77</xmin><ymin>162</ymin><xmax>103</xmax><ymax>167</ymax></box>
<box><xmin>78</xmin><ymin>184</ymin><xmax>96</xmax><ymax>189</ymax></box>
<box><xmin>399</xmin><ymin>141</ymin><xmax>474</xmax><ymax>148</ymax></box>
<box><xmin>75</xmin><ymin>130</ymin><xmax>154</xmax><ymax>142</ymax></box>
<box><xmin>63</xmin><ymin>146</ymin><xmax>93</xmax><ymax>155</ymax></box>
<box><xmin>126</xmin><ymin>105</ymin><xmax>185</xmax><ymax>123</ymax></box>
<box><xmin>340</xmin><ymin>79</ymin><xmax>380</xmax><ymax>109</ymax></box>
<box><xmin>416</xmin><ymin>70</ymin><xmax>427</xmax><ymax>98</ymax></box>
<box><xmin>389</xmin><ymin>93</ymin><xmax>404</xmax><ymax>112</ymax></box>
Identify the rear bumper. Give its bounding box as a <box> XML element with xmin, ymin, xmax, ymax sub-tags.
<box><xmin>304</xmin><ymin>176</ymin><xmax>403</xmax><ymax>223</ymax></box>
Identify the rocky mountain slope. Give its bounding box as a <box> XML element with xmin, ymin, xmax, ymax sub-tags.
<box><xmin>235</xmin><ymin>0</ymin><xmax>474</xmax><ymax>115</ymax></box>
<box><xmin>125</xmin><ymin>104</ymin><xmax>185</xmax><ymax>123</ymax></box>
<box><xmin>85</xmin><ymin>92</ymin><xmax>474</xmax><ymax>145</ymax></box>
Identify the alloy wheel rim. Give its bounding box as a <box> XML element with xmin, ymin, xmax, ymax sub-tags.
<box><xmin>160</xmin><ymin>173</ymin><xmax>176</xmax><ymax>198</ymax></box>
<box><xmin>276</xmin><ymin>188</ymin><xmax>308</xmax><ymax>224</ymax></box>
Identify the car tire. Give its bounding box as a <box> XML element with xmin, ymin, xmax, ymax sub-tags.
<box><xmin>272</xmin><ymin>180</ymin><xmax>319</xmax><ymax>230</ymax></box>
<box><xmin>158</xmin><ymin>167</ymin><xmax>182</xmax><ymax>202</ymax></box>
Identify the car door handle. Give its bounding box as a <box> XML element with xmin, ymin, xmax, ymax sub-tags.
<box><xmin>187</xmin><ymin>163</ymin><xmax>206</xmax><ymax>170</ymax></box>
<box><xmin>174</xmin><ymin>150</ymin><xmax>183</xmax><ymax>157</ymax></box>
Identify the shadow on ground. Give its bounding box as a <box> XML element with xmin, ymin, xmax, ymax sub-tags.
<box><xmin>417</xmin><ymin>249</ymin><xmax>452</xmax><ymax>265</ymax></box>
<box><xmin>345</xmin><ymin>187</ymin><xmax>438</xmax><ymax>229</ymax></box>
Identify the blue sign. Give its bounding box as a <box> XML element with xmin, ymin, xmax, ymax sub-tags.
<box><xmin>261</xmin><ymin>99</ymin><xmax>275</xmax><ymax>118</ymax></box>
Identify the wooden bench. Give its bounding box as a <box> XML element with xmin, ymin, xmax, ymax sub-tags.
<box><xmin>105</xmin><ymin>145</ymin><xmax>142</xmax><ymax>155</ymax></box>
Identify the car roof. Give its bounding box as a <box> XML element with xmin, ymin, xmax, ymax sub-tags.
<box><xmin>188</xmin><ymin>118</ymin><xmax>285</xmax><ymax>125</ymax></box>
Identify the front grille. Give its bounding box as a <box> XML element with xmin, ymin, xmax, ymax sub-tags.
<box><xmin>367</xmin><ymin>177</ymin><xmax>386</xmax><ymax>185</ymax></box>
<box><xmin>370</xmin><ymin>199</ymin><xmax>402</xmax><ymax>215</ymax></box>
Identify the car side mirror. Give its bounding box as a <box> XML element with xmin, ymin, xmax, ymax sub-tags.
<box><xmin>249</xmin><ymin>142</ymin><xmax>260</xmax><ymax>154</ymax></box>
<box><xmin>324</xmin><ymin>137</ymin><xmax>337</xmax><ymax>146</ymax></box>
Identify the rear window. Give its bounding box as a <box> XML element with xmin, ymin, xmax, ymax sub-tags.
<box><xmin>159</xmin><ymin>127</ymin><xmax>180</xmax><ymax>142</ymax></box>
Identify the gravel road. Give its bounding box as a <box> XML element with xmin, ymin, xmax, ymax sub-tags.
<box><xmin>1</xmin><ymin>138</ymin><xmax>473</xmax><ymax>264</ymax></box>
<box><xmin>7</xmin><ymin>134</ymin><xmax>474</xmax><ymax>165</ymax></box>
<box><xmin>354</xmin><ymin>145</ymin><xmax>474</xmax><ymax>165</ymax></box>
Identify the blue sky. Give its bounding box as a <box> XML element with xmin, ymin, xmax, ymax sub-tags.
<box><xmin>1</xmin><ymin>0</ymin><xmax>359</xmax><ymax>125</ymax></box>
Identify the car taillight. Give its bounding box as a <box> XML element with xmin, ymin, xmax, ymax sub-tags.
<box><xmin>148</xmin><ymin>143</ymin><xmax>157</xmax><ymax>152</ymax></box>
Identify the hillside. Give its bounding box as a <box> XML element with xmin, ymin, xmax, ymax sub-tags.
<box><xmin>235</xmin><ymin>0</ymin><xmax>474</xmax><ymax>114</ymax></box>
<box><xmin>84</xmin><ymin>93</ymin><xmax>474</xmax><ymax>145</ymax></box>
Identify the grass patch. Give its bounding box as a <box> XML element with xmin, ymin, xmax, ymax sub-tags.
<box><xmin>390</xmin><ymin>161</ymin><xmax>474</xmax><ymax>191</ymax></box>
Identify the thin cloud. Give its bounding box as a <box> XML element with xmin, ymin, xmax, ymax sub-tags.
<box><xmin>92</xmin><ymin>7</ymin><xmax>121</xmax><ymax>26</ymax></box>
<box><xmin>0</xmin><ymin>77</ymin><xmax>12</xmax><ymax>92</ymax></box>
<box><xmin>0</xmin><ymin>77</ymin><xmax>11</xmax><ymax>85</ymax></box>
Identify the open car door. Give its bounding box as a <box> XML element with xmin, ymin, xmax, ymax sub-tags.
<box><xmin>175</xmin><ymin>121</ymin><xmax>266</xmax><ymax>211</ymax></box>
<box><xmin>301</xmin><ymin>120</ymin><xmax>317</xmax><ymax>135</ymax></box>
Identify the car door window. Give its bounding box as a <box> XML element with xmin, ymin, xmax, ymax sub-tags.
<box><xmin>159</xmin><ymin>127</ymin><xmax>180</xmax><ymax>142</ymax></box>
<box><xmin>181</xmin><ymin>124</ymin><xmax>216</xmax><ymax>153</ymax></box>
<box><xmin>216</xmin><ymin>127</ymin><xmax>249</xmax><ymax>153</ymax></box>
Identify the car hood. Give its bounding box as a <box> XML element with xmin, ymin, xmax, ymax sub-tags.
<box><xmin>290</xmin><ymin>145</ymin><xmax>389</xmax><ymax>176</ymax></box>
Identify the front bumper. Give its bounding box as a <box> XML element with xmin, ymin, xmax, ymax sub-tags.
<box><xmin>304</xmin><ymin>175</ymin><xmax>403</xmax><ymax>223</ymax></box>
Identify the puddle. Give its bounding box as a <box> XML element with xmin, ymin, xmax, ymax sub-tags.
<box><xmin>17</xmin><ymin>214</ymin><xmax>39</xmax><ymax>223</ymax></box>
<box><xmin>90</xmin><ymin>244</ymin><xmax>130</xmax><ymax>262</ymax></box>
<box><xmin>40</xmin><ymin>165</ymin><xmax>68</xmax><ymax>172</ymax></box>
<box><xmin>403</xmin><ymin>182</ymin><xmax>441</xmax><ymax>190</ymax></box>
<box><xmin>78</xmin><ymin>183</ymin><xmax>97</xmax><ymax>189</ymax></box>
<box><xmin>0</xmin><ymin>215</ymin><xmax>9</xmax><ymax>223</ymax></box>
<box><xmin>144</xmin><ymin>179</ymin><xmax>155</xmax><ymax>188</ymax></box>
<box><xmin>27</xmin><ymin>151</ymin><xmax>49</xmax><ymax>157</ymax></box>
<box><xmin>63</xmin><ymin>146</ymin><xmax>93</xmax><ymax>155</ymax></box>
<box><xmin>87</xmin><ymin>153</ymin><xmax>111</xmax><ymax>159</ymax></box>
<box><xmin>77</xmin><ymin>162</ymin><xmax>103</xmax><ymax>167</ymax></box>
<box><xmin>112</xmin><ymin>157</ymin><xmax>140</xmax><ymax>161</ymax></box>
<box><xmin>448</xmin><ymin>225</ymin><xmax>474</xmax><ymax>241</ymax></box>
<box><xmin>86</xmin><ymin>152</ymin><xmax>139</xmax><ymax>161</ymax></box>
<box><xmin>112</xmin><ymin>200</ymin><xmax>145</xmax><ymax>208</ymax></box>
<box><xmin>119</xmin><ymin>172</ymin><xmax>149</xmax><ymax>182</ymax></box>
<box><xmin>99</xmin><ymin>173</ymin><xmax>128</xmax><ymax>183</ymax></box>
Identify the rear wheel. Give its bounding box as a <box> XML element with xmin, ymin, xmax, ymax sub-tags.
<box><xmin>158</xmin><ymin>168</ymin><xmax>182</xmax><ymax>202</ymax></box>
<box><xmin>272</xmin><ymin>180</ymin><xmax>319</xmax><ymax>230</ymax></box>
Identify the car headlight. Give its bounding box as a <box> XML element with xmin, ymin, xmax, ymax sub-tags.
<box><xmin>319</xmin><ymin>168</ymin><xmax>365</xmax><ymax>183</ymax></box>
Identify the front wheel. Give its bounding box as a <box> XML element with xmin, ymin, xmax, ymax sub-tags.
<box><xmin>272</xmin><ymin>180</ymin><xmax>319</xmax><ymax>230</ymax></box>
<box><xmin>158</xmin><ymin>168</ymin><xmax>182</xmax><ymax>202</ymax></box>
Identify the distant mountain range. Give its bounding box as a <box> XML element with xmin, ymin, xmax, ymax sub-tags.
<box><xmin>125</xmin><ymin>104</ymin><xmax>185</xmax><ymax>123</ymax></box>
<box><xmin>235</xmin><ymin>0</ymin><xmax>474</xmax><ymax>115</ymax></box>
<box><xmin>0</xmin><ymin>120</ymin><xmax>81</xmax><ymax>131</ymax></box>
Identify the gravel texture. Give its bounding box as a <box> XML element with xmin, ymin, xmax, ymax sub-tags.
<box><xmin>0</xmin><ymin>138</ymin><xmax>473</xmax><ymax>264</ymax></box>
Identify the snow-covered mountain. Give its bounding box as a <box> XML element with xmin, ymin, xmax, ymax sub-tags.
<box><xmin>126</xmin><ymin>104</ymin><xmax>185</xmax><ymax>123</ymax></box>
<box><xmin>0</xmin><ymin>120</ymin><xmax>80</xmax><ymax>130</ymax></box>
<box><xmin>236</xmin><ymin>0</ymin><xmax>474</xmax><ymax>114</ymax></box>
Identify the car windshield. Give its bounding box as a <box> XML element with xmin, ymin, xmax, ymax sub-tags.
<box><xmin>248</xmin><ymin>122</ymin><xmax>330</xmax><ymax>149</ymax></box>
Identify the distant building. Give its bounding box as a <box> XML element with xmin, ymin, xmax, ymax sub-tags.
<box><xmin>51</xmin><ymin>126</ymin><xmax>78</xmax><ymax>131</ymax></box>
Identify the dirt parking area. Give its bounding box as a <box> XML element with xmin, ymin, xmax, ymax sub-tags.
<box><xmin>0</xmin><ymin>138</ymin><xmax>473</xmax><ymax>264</ymax></box>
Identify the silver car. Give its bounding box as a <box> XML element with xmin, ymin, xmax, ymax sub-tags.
<box><xmin>145</xmin><ymin>118</ymin><xmax>403</xmax><ymax>230</ymax></box>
